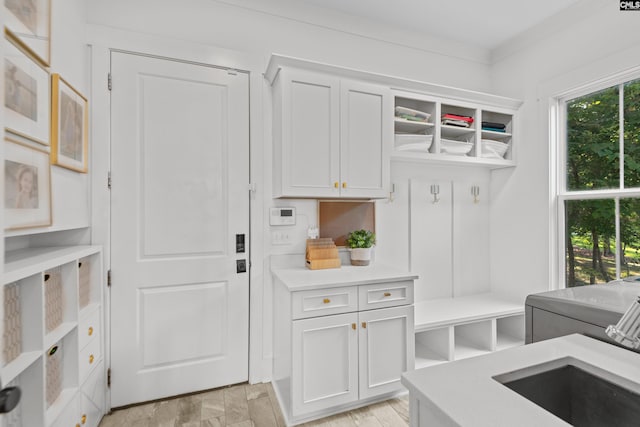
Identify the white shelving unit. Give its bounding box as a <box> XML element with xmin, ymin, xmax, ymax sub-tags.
<box><xmin>392</xmin><ymin>90</ymin><xmax>518</xmax><ymax>169</ymax></box>
<box><xmin>414</xmin><ymin>293</ymin><xmax>525</xmax><ymax>369</ymax></box>
<box><xmin>2</xmin><ymin>246</ymin><xmax>105</xmax><ymax>427</ymax></box>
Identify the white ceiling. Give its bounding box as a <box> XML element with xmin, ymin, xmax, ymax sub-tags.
<box><xmin>292</xmin><ymin>0</ymin><xmax>580</xmax><ymax>50</ymax></box>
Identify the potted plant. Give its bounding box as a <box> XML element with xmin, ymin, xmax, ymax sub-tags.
<box><xmin>346</xmin><ymin>229</ymin><xmax>376</xmax><ymax>266</ymax></box>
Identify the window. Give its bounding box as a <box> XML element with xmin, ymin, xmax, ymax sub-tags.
<box><xmin>559</xmin><ymin>76</ymin><xmax>640</xmax><ymax>287</ymax></box>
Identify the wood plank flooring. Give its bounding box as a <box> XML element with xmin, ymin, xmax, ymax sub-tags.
<box><xmin>98</xmin><ymin>382</ymin><xmax>409</xmax><ymax>427</ymax></box>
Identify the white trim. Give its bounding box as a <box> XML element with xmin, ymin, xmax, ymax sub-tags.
<box><xmin>87</xmin><ymin>25</ymin><xmax>269</xmax><ymax>411</ymax></box>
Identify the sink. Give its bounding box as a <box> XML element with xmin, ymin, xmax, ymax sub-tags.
<box><xmin>494</xmin><ymin>358</ymin><xmax>640</xmax><ymax>426</ymax></box>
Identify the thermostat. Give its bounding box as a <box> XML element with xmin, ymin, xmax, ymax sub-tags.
<box><xmin>270</xmin><ymin>207</ymin><xmax>296</xmax><ymax>226</ymax></box>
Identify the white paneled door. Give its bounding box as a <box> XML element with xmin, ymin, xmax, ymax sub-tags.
<box><xmin>110</xmin><ymin>52</ymin><xmax>249</xmax><ymax>407</ymax></box>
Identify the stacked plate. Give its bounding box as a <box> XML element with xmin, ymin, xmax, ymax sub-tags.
<box><xmin>481</xmin><ymin>139</ymin><xmax>509</xmax><ymax>159</ymax></box>
<box><xmin>440</xmin><ymin>138</ymin><xmax>473</xmax><ymax>156</ymax></box>
<box><xmin>395</xmin><ymin>106</ymin><xmax>431</xmax><ymax>122</ymax></box>
<box><xmin>395</xmin><ymin>134</ymin><xmax>433</xmax><ymax>152</ymax></box>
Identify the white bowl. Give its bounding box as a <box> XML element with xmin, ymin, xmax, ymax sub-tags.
<box><xmin>481</xmin><ymin>139</ymin><xmax>509</xmax><ymax>159</ymax></box>
<box><xmin>395</xmin><ymin>134</ymin><xmax>433</xmax><ymax>152</ymax></box>
<box><xmin>440</xmin><ymin>138</ymin><xmax>473</xmax><ymax>156</ymax></box>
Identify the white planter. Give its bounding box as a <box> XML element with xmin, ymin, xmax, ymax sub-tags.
<box><xmin>350</xmin><ymin>247</ymin><xmax>372</xmax><ymax>266</ymax></box>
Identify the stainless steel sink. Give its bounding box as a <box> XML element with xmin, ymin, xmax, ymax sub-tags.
<box><xmin>494</xmin><ymin>358</ymin><xmax>640</xmax><ymax>426</ymax></box>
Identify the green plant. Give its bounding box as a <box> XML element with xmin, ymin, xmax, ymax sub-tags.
<box><xmin>346</xmin><ymin>229</ymin><xmax>376</xmax><ymax>249</ymax></box>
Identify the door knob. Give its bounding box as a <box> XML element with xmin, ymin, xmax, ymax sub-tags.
<box><xmin>0</xmin><ymin>386</ymin><xmax>21</xmax><ymax>414</ymax></box>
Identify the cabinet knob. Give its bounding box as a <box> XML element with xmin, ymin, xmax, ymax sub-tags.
<box><xmin>76</xmin><ymin>424</ymin><xmax>80</xmax><ymax>427</ymax></box>
<box><xmin>89</xmin><ymin>354</ymin><xmax>94</xmax><ymax>364</ymax></box>
<box><xmin>88</xmin><ymin>326</ymin><xmax>93</xmax><ymax>336</ymax></box>
<box><xmin>352</xmin><ymin>323</ymin><xmax>356</xmax><ymax>330</ymax></box>
<box><xmin>334</xmin><ymin>182</ymin><xmax>339</xmax><ymax>188</ymax></box>
<box><xmin>82</xmin><ymin>414</ymin><xmax>87</xmax><ymax>424</ymax></box>
<box><xmin>323</xmin><ymin>298</ymin><xmax>330</xmax><ymax>304</ymax></box>
<box><xmin>342</xmin><ymin>182</ymin><xmax>347</xmax><ymax>188</ymax></box>
<box><xmin>362</xmin><ymin>322</ymin><xmax>367</xmax><ymax>329</ymax></box>
<box><xmin>383</xmin><ymin>292</ymin><xmax>391</xmax><ymax>297</ymax></box>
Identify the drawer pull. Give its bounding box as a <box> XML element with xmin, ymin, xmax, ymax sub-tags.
<box><xmin>342</xmin><ymin>182</ymin><xmax>347</xmax><ymax>188</ymax></box>
<box><xmin>76</xmin><ymin>424</ymin><xmax>81</xmax><ymax>427</ymax></box>
<box><xmin>334</xmin><ymin>182</ymin><xmax>339</xmax><ymax>188</ymax></box>
<box><xmin>352</xmin><ymin>323</ymin><xmax>356</xmax><ymax>330</ymax></box>
<box><xmin>82</xmin><ymin>414</ymin><xmax>87</xmax><ymax>424</ymax></box>
<box><xmin>88</xmin><ymin>326</ymin><xmax>94</xmax><ymax>336</ymax></box>
<box><xmin>362</xmin><ymin>322</ymin><xmax>367</xmax><ymax>329</ymax></box>
<box><xmin>383</xmin><ymin>292</ymin><xmax>391</xmax><ymax>297</ymax></box>
<box><xmin>89</xmin><ymin>354</ymin><xmax>94</xmax><ymax>364</ymax></box>
<box><xmin>323</xmin><ymin>298</ymin><xmax>331</xmax><ymax>304</ymax></box>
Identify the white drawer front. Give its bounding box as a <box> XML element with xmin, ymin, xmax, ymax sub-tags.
<box><xmin>79</xmin><ymin>307</ymin><xmax>100</xmax><ymax>351</ymax></box>
<box><xmin>292</xmin><ymin>286</ymin><xmax>358</xmax><ymax>320</ymax></box>
<box><xmin>358</xmin><ymin>281</ymin><xmax>414</xmax><ymax>311</ymax></box>
<box><xmin>80</xmin><ymin>333</ymin><xmax>101</xmax><ymax>384</ymax></box>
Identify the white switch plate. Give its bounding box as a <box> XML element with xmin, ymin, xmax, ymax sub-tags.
<box><xmin>272</xmin><ymin>231</ymin><xmax>292</xmax><ymax>245</ymax></box>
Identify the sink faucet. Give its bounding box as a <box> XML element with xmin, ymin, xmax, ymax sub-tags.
<box><xmin>606</xmin><ymin>296</ymin><xmax>640</xmax><ymax>349</ymax></box>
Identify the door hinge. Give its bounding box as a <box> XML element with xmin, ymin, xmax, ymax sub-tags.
<box><xmin>107</xmin><ymin>270</ymin><xmax>111</xmax><ymax>287</ymax></box>
<box><xmin>107</xmin><ymin>368</ymin><xmax>111</xmax><ymax>388</ymax></box>
<box><xmin>227</xmin><ymin>69</ymin><xmax>238</xmax><ymax>76</ymax></box>
<box><xmin>248</xmin><ymin>183</ymin><xmax>256</xmax><ymax>193</ymax></box>
<box><xmin>108</xmin><ymin>73</ymin><xmax>112</xmax><ymax>91</ymax></box>
<box><xmin>107</xmin><ymin>171</ymin><xmax>112</xmax><ymax>189</ymax></box>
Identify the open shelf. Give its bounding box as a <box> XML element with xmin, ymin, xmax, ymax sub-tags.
<box><xmin>414</xmin><ymin>293</ymin><xmax>525</xmax><ymax>364</ymax></box>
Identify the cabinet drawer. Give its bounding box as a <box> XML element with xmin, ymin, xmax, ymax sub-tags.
<box><xmin>80</xmin><ymin>333</ymin><xmax>101</xmax><ymax>384</ymax></box>
<box><xmin>79</xmin><ymin>307</ymin><xmax>100</xmax><ymax>351</ymax></box>
<box><xmin>292</xmin><ymin>286</ymin><xmax>358</xmax><ymax>320</ymax></box>
<box><xmin>358</xmin><ymin>281</ymin><xmax>414</xmax><ymax>311</ymax></box>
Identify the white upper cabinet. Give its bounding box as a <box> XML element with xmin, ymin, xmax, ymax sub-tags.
<box><xmin>271</xmin><ymin>67</ymin><xmax>391</xmax><ymax>198</ymax></box>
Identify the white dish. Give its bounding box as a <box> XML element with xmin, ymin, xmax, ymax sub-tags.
<box><xmin>395</xmin><ymin>134</ymin><xmax>433</xmax><ymax>145</ymax></box>
<box><xmin>395</xmin><ymin>142</ymin><xmax>432</xmax><ymax>152</ymax></box>
<box><xmin>481</xmin><ymin>139</ymin><xmax>509</xmax><ymax>159</ymax></box>
<box><xmin>440</xmin><ymin>138</ymin><xmax>473</xmax><ymax>156</ymax></box>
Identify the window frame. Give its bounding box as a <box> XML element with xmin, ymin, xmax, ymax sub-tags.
<box><xmin>554</xmin><ymin>67</ymin><xmax>640</xmax><ymax>288</ymax></box>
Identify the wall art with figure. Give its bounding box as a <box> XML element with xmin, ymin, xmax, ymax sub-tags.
<box><xmin>51</xmin><ymin>73</ymin><xmax>88</xmax><ymax>172</ymax></box>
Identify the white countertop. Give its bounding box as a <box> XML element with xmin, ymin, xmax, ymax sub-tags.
<box><xmin>271</xmin><ymin>263</ymin><xmax>418</xmax><ymax>291</ymax></box>
<box><xmin>402</xmin><ymin>334</ymin><xmax>640</xmax><ymax>427</ymax></box>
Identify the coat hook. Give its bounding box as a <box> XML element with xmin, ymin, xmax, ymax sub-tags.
<box><xmin>430</xmin><ymin>184</ymin><xmax>440</xmax><ymax>204</ymax></box>
<box><xmin>471</xmin><ymin>185</ymin><xmax>480</xmax><ymax>204</ymax></box>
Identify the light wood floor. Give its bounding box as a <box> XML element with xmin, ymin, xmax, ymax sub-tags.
<box><xmin>98</xmin><ymin>382</ymin><xmax>409</xmax><ymax>427</ymax></box>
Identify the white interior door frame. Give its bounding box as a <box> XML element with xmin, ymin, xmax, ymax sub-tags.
<box><xmin>87</xmin><ymin>25</ymin><xmax>267</xmax><ymax>410</ymax></box>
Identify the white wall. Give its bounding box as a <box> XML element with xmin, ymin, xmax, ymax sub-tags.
<box><xmin>488</xmin><ymin>1</ymin><xmax>640</xmax><ymax>301</ymax></box>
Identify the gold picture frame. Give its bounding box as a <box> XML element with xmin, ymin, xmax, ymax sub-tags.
<box><xmin>4</xmin><ymin>0</ymin><xmax>51</xmax><ymax>66</ymax></box>
<box><xmin>4</xmin><ymin>27</ymin><xmax>50</xmax><ymax>145</ymax></box>
<box><xmin>4</xmin><ymin>136</ymin><xmax>52</xmax><ymax>230</ymax></box>
<box><xmin>51</xmin><ymin>74</ymin><xmax>89</xmax><ymax>173</ymax></box>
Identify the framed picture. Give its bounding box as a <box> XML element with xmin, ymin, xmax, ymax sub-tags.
<box><xmin>4</xmin><ymin>137</ymin><xmax>52</xmax><ymax>230</ymax></box>
<box><xmin>4</xmin><ymin>28</ymin><xmax>50</xmax><ymax>145</ymax></box>
<box><xmin>51</xmin><ymin>74</ymin><xmax>89</xmax><ymax>172</ymax></box>
<box><xmin>4</xmin><ymin>0</ymin><xmax>51</xmax><ymax>66</ymax></box>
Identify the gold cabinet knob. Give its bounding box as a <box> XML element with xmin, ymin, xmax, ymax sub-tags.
<box><xmin>352</xmin><ymin>323</ymin><xmax>356</xmax><ymax>330</ymax></box>
<box><xmin>361</xmin><ymin>322</ymin><xmax>367</xmax><ymax>329</ymax></box>
<box><xmin>323</xmin><ymin>298</ymin><xmax>330</xmax><ymax>304</ymax></box>
<box><xmin>76</xmin><ymin>424</ymin><xmax>81</xmax><ymax>427</ymax></box>
<box><xmin>82</xmin><ymin>414</ymin><xmax>87</xmax><ymax>424</ymax></box>
<box><xmin>88</xmin><ymin>326</ymin><xmax>94</xmax><ymax>336</ymax></box>
<box><xmin>383</xmin><ymin>292</ymin><xmax>391</xmax><ymax>297</ymax></box>
<box><xmin>342</xmin><ymin>182</ymin><xmax>347</xmax><ymax>188</ymax></box>
<box><xmin>334</xmin><ymin>182</ymin><xmax>339</xmax><ymax>188</ymax></box>
<box><xmin>89</xmin><ymin>354</ymin><xmax>94</xmax><ymax>364</ymax></box>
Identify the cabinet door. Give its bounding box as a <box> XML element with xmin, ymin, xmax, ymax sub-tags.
<box><xmin>280</xmin><ymin>69</ymin><xmax>340</xmax><ymax>197</ymax></box>
<box><xmin>292</xmin><ymin>312</ymin><xmax>358</xmax><ymax>416</ymax></box>
<box><xmin>340</xmin><ymin>80</ymin><xmax>392</xmax><ymax>198</ymax></box>
<box><xmin>358</xmin><ymin>305</ymin><xmax>414</xmax><ymax>399</ymax></box>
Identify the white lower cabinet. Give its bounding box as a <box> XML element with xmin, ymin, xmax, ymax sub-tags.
<box><xmin>273</xmin><ymin>271</ymin><xmax>415</xmax><ymax>425</ymax></box>
<box><xmin>292</xmin><ymin>313</ymin><xmax>359</xmax><ymax>416</ymax></box>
